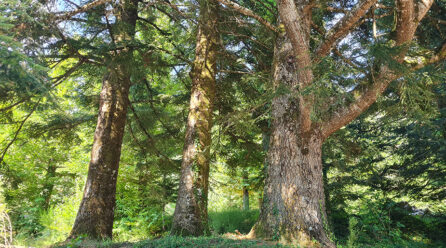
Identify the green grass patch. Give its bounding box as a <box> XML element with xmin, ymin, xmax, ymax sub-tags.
<box><xmin>55</xmin><ymin>236</ymin><xmax>286</xmax><ymax>248</ymax></box>
<box><xmin>209</xmin><ymin>209</ymin><xmax>259</xmax><ymax>234</ymax></box>
<box><xmin>135</xmin><ymin>236</ymin><xmax>285</xmax><ymax>248</ymax></box>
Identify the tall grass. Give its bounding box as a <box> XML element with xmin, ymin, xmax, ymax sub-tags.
<box><xmin>209</xmin><ymin>209</ymin><xmax>259</xmax><ymax>234</ymax></box>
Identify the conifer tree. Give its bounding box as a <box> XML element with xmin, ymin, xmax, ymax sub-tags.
<box><xmin>213</xmin><ymin>0</ymin><xmax>446</xmax><ymax>246</ymax></box>
<box><xmin>68</xmin><ymin>0</ymin><xmax>138</xmax><ymax>239</ymax></box>
<box><xmin>171</xmin><ymin>0</ymin><xmax>219</xmax><ymax>236</ymax></box>
<box><xmin>248</xmin><ymin>0</ymin><xmax>444</xmax><ymax>246</ymax></box>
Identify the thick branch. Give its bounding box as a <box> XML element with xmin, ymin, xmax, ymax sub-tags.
<box><xmin>216</xmin><ymin>0</ymin><xmax>279</xmax><ymax>33</ymax></box>
<box><xmin>416</xmin><ymin>0</ymin><xmax>435</xmax><ymax>22</ymax></box>
<box><xmin>311</xmin><ymin>23</ymin><xmax>362</xmax><ymax>70</ymax></box>
<box><xmin>276</xmin><ymin>0</ymin><xmax>313</xmax><ymax>86</ymax></box>
<box><xmin>325</xmin><ymin>6</ymin><xmax>349</xmax><ymax>14</ymax></box>
<box><xmin>276</xmin><ymin>0</ymin><xmax>314</xmax><ymax>132</ymax></box>
<box><xmin>321</xmin><ymin>0</ymin><xmax>435</xmax><ymax>139</ymax></box>
<box><xmin>54</xmin><ymin>0</ymin><xmax>112</xmax><ymax>21</ymax></box>
<box><xmin>321</xmin><ymin>67</ymin><xmax>398</xmax><ymax>139</ymax></box>
<box><xmin>315</xmin><ymin>0</ymin><xmax>378</xmax><ymax>59</ymax></box>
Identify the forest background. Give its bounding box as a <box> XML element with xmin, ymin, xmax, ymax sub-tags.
<box><xmin>0</xmin><ymin>0</ymin><xmax>445</xmax><ymax>247</ymax></box>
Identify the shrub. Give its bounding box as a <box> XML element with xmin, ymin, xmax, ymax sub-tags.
<box><xmin>330</xmin><ymin>207</ymin><xmax>349</xmax><ymax>241</ymax></box>
<box><xmin>340</xmin><ymin>197</ymin><xmax>446</xmax><ymax>248</ymax></box>
<box><xmin>13</xmin><ymin>191</ymin><xmax>80</xmax><ymax>247</ymax></box>
<box><xmin>113</xmin><ymin>209</ymin><xmax>172</xmax><ymax>242</ymax></box>
<box><xmin>38</xmin><ymin>193</ymin><xmax>80</xmax><ymax>244</ymax></box>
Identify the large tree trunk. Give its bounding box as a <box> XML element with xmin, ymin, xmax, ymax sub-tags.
<box><xmin>69</xmin><ymin>70</ymin><xmax>131</xmax><ymax>239</ymax></box>
<box><xmin>171</xmin><ymin>0</ymin><xmax>218</xmax><ymax>236</ymax></box>
<box><xmin>69</xmin><ymin>0</ymin><xmax>137</xmax><ymax>240</ymax></box>
<box><xmin>251</xmin><ymin>32</ymin><xmax>335</xmax><ymax>247</ymax></box>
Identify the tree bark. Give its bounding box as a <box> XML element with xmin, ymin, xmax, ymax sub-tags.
<box><xmin>243</xmin><ymin>188</ymin><xmax>250</xmax><ymax>211</ymax></box>
<box><xmin>69</xmin><ymin>70</ymin><xmax>131</xmax><ymax>239</ymax></box>
<box><xmin>242</xmin><ymin>171</ymin><xmax>249</xmax><ymax>211</ymax></box>
<box><xmin>250</xmin><ymin>31</ymin><xmax>334</xmax><ymax>247</ymax></box>
<box><xmin>258</xmin><ymin>192</ymin><xmax>263</xmax><ymax>210</ymax></box>
<box><xmin>69</xmin><ymin>0</ymin><xmax>137</xmax><ymax>240</ymax></box>
<box><xmin>171</xmin><ymin>0</ymin><xmax>218</xmax><ymax>236</ymax></box>
<box><xmin>42</xmin><ymin>161</ymin><xmax>56</xmax><ymax>211</ymax></box>
<box><xmin>215</xmin><ymin>0</ymin><xmax>278</xmax><ymax>33</ymax></box>
<box><xmin>54</xmin><ymin>0</ymin><xmax>112</xmax><ymax>22</ymax></box>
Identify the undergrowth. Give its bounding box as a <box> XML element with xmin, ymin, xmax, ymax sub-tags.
<box><xmin>209</xmin><ymin>209</ymin><xmax>259</xmax><ymax>234</ymax></box>
<box><xmin>55</xmin><ymin>236</ymin><xmax>285</xmax><ymax>248</ymax></box>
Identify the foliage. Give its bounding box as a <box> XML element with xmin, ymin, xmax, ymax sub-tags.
<box><xmin>39</xmin><ymin>191</ymin><xmax>82</xmax><ymax>243</ymax></box>
<box><xmin>209</xmin><ymin>209</ymin><xmax>259</xmax><ymax>235</ymax></box>
<box><xmin>113</xmin><ymin>208</ymin><xmax>172</xmax><ymax>242</ymax></box>
<box><xmin>0</xmin><ymin>1</ymin><xmax>49</xmax><ymax>105</ymax></box>
<box><xmin>14</xmin><ymin>190</ymin><xmax>81</xmax><ymax>247</ymax></box>
<box><xmin>333</xmin><ymin>194</ymin><xmax>446</xmax><ymax>248</ymax></box>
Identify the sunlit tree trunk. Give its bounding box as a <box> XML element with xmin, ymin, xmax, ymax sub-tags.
<box><xmin>171</xmin><ymin>0</ymin><xmax>219</xmax><ymax>236</ymax></box>
<box><xmin>69</xmin><ymin>0</ymin><xmax>137</xmax><ymax>240</ymax></box>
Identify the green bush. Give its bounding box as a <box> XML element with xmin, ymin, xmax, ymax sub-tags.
<box><xmin>13</xmin><ymin>191</ymin><xmax>81</xmax><ymax>247</ymax></box>
<box><xmin>385</xmin><ymin>201</ymin><xmax>446</xmax><ymax>244</ymax></box>
<box><xmin>209</xmin><ymin>209</ymin><xmax>259</xmax><ymax>235</ymax></box>
<box><xmin>330</xmin><ymin>207</ymin><xmax>350</xmax><ymax>241</ymax></box>
<box><xmin>113</xmin><ymin>209</ymin><xmax>172</xmax><ymax>242</ymax></box>
<box><xmin>339</xmin><ymin>198</ymin><xmax>446</xmax><ymax>248</ymax></box>
<box><xmin>424</xmin><ymin>215</ymin><xmax>446</xmax><ymax>243</ymax></box>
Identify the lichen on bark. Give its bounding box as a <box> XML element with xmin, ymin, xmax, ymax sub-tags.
<box><xmin>171</xmin><ymin>0</ymin><xmax>219</xmax><ymax>236</ymax></box>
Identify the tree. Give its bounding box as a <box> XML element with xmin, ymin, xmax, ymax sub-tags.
<box><xmin>0</xmin><ymin>0</ymin><xmax>51</xmax><ymax>164</ymax></box>
<box><xmin>324</xmin><ymin>77</ymin><xmax>446</xmax><ymax>207</ymax></box>
<box><xmin>171</xmin><ymin>0</ymin><xmax>219</xmax><ymax>236</ymax></box>
<box><xmin>321</xmin><ymin>74</ymin><xmax>446</xmax><ymax>240</ymax></box>
<box><xmin>219</xmin><ymin>0</ymin><xmax>445</xmax><ymax>246</ymax></box>
<box><xmin>68</xmin><ymin>0</ymin><xmax>138</xmax><ymax>239</ymax></box>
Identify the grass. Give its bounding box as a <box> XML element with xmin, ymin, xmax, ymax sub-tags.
<box><xmin>55</xmin><ymin>236</ymin><xmax>287</xmax><ymax>248</ymax></box>
<box><xmin>134</xmin><ymin>236</ymin><xmax>286</xmax><ymax>248</ymax></box>
<box><xmin>209</xmin><ymin>209</ymin><xmax>259</xmax><ymax>234</ymax></box>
